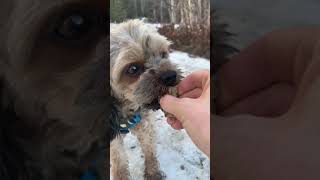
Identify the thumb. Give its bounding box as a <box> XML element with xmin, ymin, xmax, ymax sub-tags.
<box><xmin>160</xmin><ymin>95</ymin><xmax>187</xmax><ymax>118</ymax></box>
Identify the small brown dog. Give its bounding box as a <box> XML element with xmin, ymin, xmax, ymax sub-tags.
<box><xmin>110</xmin><ymin>20</ymin><xmax>181</xmax><ymax>180</ymax></box>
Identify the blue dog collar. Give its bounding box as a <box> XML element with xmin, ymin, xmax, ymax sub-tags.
<box><xmin>119</xmin><ymin>114</ymin><xmax>142</xmax><ymax>134</ymax></box>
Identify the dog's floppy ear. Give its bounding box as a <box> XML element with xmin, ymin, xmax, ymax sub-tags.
<box><xmin>109</xmin><ymin>96</ymin><xmax>121</xmax><ymax>141</ymax></box>
<box><xmin>110</xmin><ymin>104</ymin><xmax>120</xmax><ymax>141</ymax></box>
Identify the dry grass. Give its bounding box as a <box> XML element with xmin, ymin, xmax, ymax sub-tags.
<box><xmin>158</xmin><ymin>24</ymin><xmax>210</xmax><ymax>59</ymax></box>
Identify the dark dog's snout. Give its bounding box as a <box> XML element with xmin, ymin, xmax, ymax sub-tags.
<box><xmin>160</xmin><ymin>71</ymin><xmax>177</xmax><ymax>87</ymax></box>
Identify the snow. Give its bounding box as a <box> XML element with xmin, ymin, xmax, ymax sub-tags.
<box><xmin>153</xmin><ymin>23</ymin><xmax>180</xmax><ymax>29</ymax></box>
<box><xmin>169</xmin><ymin>51</ymin><xmax>210</xmax><ymax>76</ymax></box>
<box><xmin>111</xmin><ymin>51</ymin><xmax>210</xmax><ymax>180</ymax></box>
<box><xmin>111</xmin><ymin>23</ymin><xmax>180</xmax><ymax>30</ymax></box>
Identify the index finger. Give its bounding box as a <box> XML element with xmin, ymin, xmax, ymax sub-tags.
<box><xmin>217</xmin><ymin>27</ymin><xmax>320</xmax><ymax>114</ymax></box>
<box><xmin>178</xmin><ymin>70</ymin><xmax>210</xmax><ymax>95</ymax></box>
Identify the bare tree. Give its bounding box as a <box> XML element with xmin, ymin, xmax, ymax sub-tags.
<box><xmin>111</xmin><ymin>0</ymin><xmax>209</xmax><ymax>24</ymax></box>
<box><xmin>164</xmin><ymin>0</ymin><xmax>209</xmax><ymax>27</ymax></box>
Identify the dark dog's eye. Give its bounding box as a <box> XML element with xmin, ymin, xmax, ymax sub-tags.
<box><xmin>55</xmin><ymin>13</ymin><xmax>95</xmax><ymax>40</ymax></box>
<box><xmin>160</xmin><ymin>51</ymin><xmax>168</xmax><ymax>58</ymax></box>
<box><xmin>126</xmin><ymin>64</ymin><xmax>144</xmax><ymax>76</ymax></box>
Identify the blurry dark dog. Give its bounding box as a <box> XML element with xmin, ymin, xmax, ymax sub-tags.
<box><xmin>110</xmin><ymin>20</ymin><xmax>181</xmax><ymax>180</ymax></box>
<box><xmin>0</xmin><ymin>1</ymin><xmax>110</xmax><ymax>179</ymax></box>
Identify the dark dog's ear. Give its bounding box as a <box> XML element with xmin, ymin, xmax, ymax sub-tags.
<box><xmin>110</xmin><ymin>104</ymin><xmax>120</xmax><ymax>141</ymax></box>
<box><xmin>109</xmin><ymin>97</ymin><xmax>121</xmax><ymax>141</ymax></box>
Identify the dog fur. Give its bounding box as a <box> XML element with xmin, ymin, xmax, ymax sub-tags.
<box><xmin>0</xmin><ymin>1</ymin><xmax>110</xmax><ymax>179</ymax></box>
<box><xmin>110</xmin><ymin>20</ymin><xmax>181</xmax><ymax>180</ymax></box>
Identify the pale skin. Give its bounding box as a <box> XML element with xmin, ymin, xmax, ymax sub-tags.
<box><xmin>160</xmin><ymin>70</ymin><xmax>210</xmax><ymax>157</ymax></box>
<box><xmin>214</xmin><ymin>27</ymin><xmax>320</xmax><ymax>179</ymax></box>
<box><xmin>162</xmin><ymin>27</ymin><xmax>320</xmax><ymax>179</ymax></box>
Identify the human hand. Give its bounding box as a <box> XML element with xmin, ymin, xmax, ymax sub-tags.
<box><xmin>214</xmin><ymin>27</ymin><xmax>320</xmax><ymax>179</ymax></box>
<box><xmin>160</xmin><ymin>70</ymin><xmax>210</xmax><ymax>157</ymax></box>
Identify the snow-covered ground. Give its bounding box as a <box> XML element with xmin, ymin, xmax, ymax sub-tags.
<box><xmin>111</xmin><ymin>22</ymin><xmax>180</xmax><ymax>30</ymax></box>
<box><xmin>111</xmin><ymin>51</ymin><xmax>210</xmax><ymax>180</ymax></box>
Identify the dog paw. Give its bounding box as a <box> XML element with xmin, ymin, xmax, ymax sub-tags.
<box><xmin>144</xmin><ymin>171</ymin><xmax>166</xmax><ymax>180</ymax></box>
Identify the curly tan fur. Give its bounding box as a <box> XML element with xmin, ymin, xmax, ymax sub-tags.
<box><xmin>110</xmin><ymin>20</ymin><xmax>181</xmax><ymax>180</ymax></box>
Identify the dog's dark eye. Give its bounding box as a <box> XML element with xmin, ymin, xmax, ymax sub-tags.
<box><xmin>126</xmin><ymin>64</ymin><xmax>144</xmax><ymax>76</ymax></box>
<box><xmin>160</xmin><ymin>51</ymin><xmax>168</xmax><ymax>58</ymax></box>
<box><xmin>55</xmin><ymin>14</ymin><xmax>94</xmax><ymax>40</ymax></box>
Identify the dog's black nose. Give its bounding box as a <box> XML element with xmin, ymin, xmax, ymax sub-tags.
<box><xmin>160</xmin><ymin>71</ymin><xmax>177</xmax><ymax>87</ymax></box>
